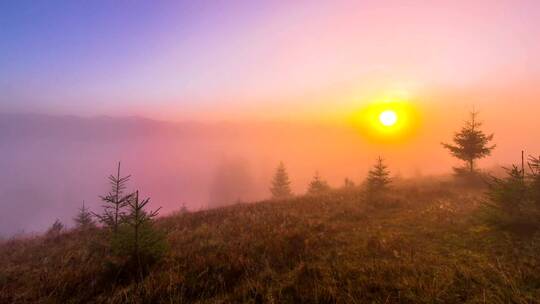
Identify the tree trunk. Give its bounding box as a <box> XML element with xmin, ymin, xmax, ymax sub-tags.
<box><xmin>114</xmin><ymin>162</ymin><xmax>121</xmax><ymax>233</ymax></box>
<box><xmin>134</xmin><ymin>191</ymin><xmax>139</xmax><ymax>265</ymax></box>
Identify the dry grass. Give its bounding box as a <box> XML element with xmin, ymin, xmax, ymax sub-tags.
<box><xmin>1</xmin><ymin>181</ymin><xmax>539</xmax><ymax>303</ymax></box>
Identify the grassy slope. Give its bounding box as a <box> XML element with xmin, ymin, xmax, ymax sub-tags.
<box><xmin>1</xmin><ymin>181</ymin><xmax>539</xmax><ymax>303</ymax></box>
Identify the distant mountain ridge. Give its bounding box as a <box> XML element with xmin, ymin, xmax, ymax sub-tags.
<box><xmin>0</xmin><ymin>113</ymin><xmax>182</xmax><ymax>141</ymax></box>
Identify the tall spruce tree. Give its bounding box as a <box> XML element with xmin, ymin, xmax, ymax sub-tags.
<box><xmin>74</xmin><ymin>201</ymin><xmax>95</xmax><ymax>229</ymax></box>
<box><xmin>270</xmin><ymin>162</ymin><xmax>293</xmax><ymax>199</ymax></box>
<box><xmin>366</xmin><ymin>157</ymin><xmax>391</xmax><ymax>193</ymax></box>
<box><xmin>95</xmin><ymin>162</ymin><xmax>131</xmax><ymax>232</ymax></box>
<box><xmin>442</xmin><ymin>111</ymin><xmax>495</xmax><ymax>175</ymax></box>
<box><xmin>307</xmin><ymin>171</ymin><xmax>330</xmax><ymax>195</ymax></box>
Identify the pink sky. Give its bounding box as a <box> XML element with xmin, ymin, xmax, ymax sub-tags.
<box><xmin>1</xmin><ymin>0</ymin><xmax>539</xmax><ymax>178</ymax></box>
<box><xmin>1</xmin><ymin>1</ymin><xmax>539</xmax><ymax>122</ymax></box>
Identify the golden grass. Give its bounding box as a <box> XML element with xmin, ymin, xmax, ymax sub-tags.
<box><xmin>1</xmin><ymin>181</ymin><xmax>539</xmax><ymax>303</ymax></box>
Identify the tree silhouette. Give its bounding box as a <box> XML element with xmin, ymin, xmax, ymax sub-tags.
<box><xmin>46</xmin><ymin>219</ymin><xmax>64</xmax><ymax>238</ymax></box>
<box><xmin>95</xmin><ymin>162</ymin><xmax>131</xmax><ymax>232</ymax></box>
<box><xmin>343</xmin><ymin>178</ymin><xmax>355</xmax><ymax>188</ymax></box>
<box><xmin>528</xmin><ymin>155</ymin><xmax>540</xmax><ymax>205</ymax></box>
<box><xmin>483</xmin><ymin>163</ymin><xmax>535</xmax><ymax>231</ymax></box>
<box><xmin>270</xmin><ymin>161</ymin><xmax>293</xmax><ymax>199</ymax></box>
<box><xmin>307</xmin><ymin>171</ymin><xmax>330</xmax><ymax>195</ymax></box>
<box><xmin>442</xmin><ymin>111</ymin><xmax>495</xmax><ymax>175</ymax></box>
<box><xmin>366</xmin><ymin>157</ymin><xmax>391</xmax><ymax>193</ymax></box>
<box><xmin>113</xmin><ymin>191</ymin><xmax>165</xmax><ymax>274</ymax></box>
<box><xmin>179</xmin><ymin>202</ymin><xmax>189</xmax><ymax>214</ymax></box>
<box><xmin>209</xmin><ymin>158</ymin><xmax>253</xmax><ymax>208</ymax></box>
<box><xmin>74</xmin><ymin>201</ymin><xmax>95</xmax><ymax>229</ymax></box>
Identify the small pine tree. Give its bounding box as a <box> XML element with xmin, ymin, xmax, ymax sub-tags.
<box><xmin>113</xmin><ymin>191</ymin><xmax>166</xmax><ymax>273</ymax></box>
<box><xmin>95</xmin><ymin>162</ymin><xmax>131</xmax><ymax>232</ymax></box>
<box><xmin>442</xmin><ymin>111</ymin><xmax>495</xmax><ymax>175</ymax></box>
<box><xmin>74</xmin><ymin>201</ymin><xmax>95</xmax><ymax>229</ymax></box>
<box><xmin>179</xmin><ymin>202</ymin><xmax>189</xmax><ymax>214</ymax></box>
<box><xmin>366</xmin><ymin>157</ymin><xmax>391</xmax><ymax>193</ymax></box>
<box><xmin>343</xmin><ymin>178</ymin><xmax>355</xmax><ymax>188</ymax></box>
<box><xmin>270</xmin><ymin>162</ymin><xmax>293</xmax><ymax>199</ymax></box>
<box><xmin>528</xmin><ymin>155</ymin><xmax>540</xmax><ymax>205</ymax></box>
<box><xmin>307</xmin><ymin>171</ymin><xmax>330</xmax><ymax>195</ymax></box>
<box><xmin>46</xmin><ymin>219</ymin><xmax>64</xmax><ymax>238</ymax></box>
<box><xmin>484</xmin><ymin>165</ymin><xmax>530</xmax><ymax>229</ymax></box>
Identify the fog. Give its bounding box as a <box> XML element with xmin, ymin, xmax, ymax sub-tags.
<box><xmin>0</xmin><ymin>110</ymin><xmax>538</xmax><ymax>236</ymax></box>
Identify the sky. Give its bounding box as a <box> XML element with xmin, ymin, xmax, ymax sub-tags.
<box><xmin>1</xmin><ymin>0</ymin><xmax>540</xmax><ymax>122</ymax></box>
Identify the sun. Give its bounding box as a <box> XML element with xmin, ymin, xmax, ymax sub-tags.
<box><xmin>379</xmin><ymin>110</ymin><xmax>398</xmax><ymax>127</ymax></box>
<box><xmin>351</xmin><ymin>97</ymin><xmax>420</xmax><ymax>143</ymax></box>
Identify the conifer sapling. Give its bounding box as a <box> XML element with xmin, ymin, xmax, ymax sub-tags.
<box><xmin>344</xmin><ymin>178</ymin><xmax>355</xmax><ymax>188</ymax></box>
<box><xmin>366</xmin><ymin>157</ymin><xmax>391</xmax><ymax>193</ymax></box>
<box><xmin>270</xmin><ymin>161</ymin><xmax>293</xmax><ymax>199</ymax></box>
<box><xmin>307</xmin><ymin>171</ymin><xmax>330</xmax><ymax>195</ymax></box>
<box><xmin>95</xmin><ymin>162</ymin><xmax>131</xmax><ymax>232</ymax></box>
<box><xmin>113</xmin><ymin>191</ymin><xmax>166</xmax><ymax>272</ymax></box>
<box><xmin>74</xmin><ymin>201</ymin><xmax>95</xmax><ymax>229</ymax></box>
<box><xmin>442</xmin><ymin>111</ymin><xmax>495</xmax><ymax>175</ymax></box>
<box><xmin>528</xmin><ymin>155</ymin><xmax>540</xmax><ymax>205</ymax></box>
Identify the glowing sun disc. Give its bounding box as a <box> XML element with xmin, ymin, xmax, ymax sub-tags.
<box><xmin>379</xmin><ymin>110</ymin><xmax>398</xmax><ymax>126</ymax></box>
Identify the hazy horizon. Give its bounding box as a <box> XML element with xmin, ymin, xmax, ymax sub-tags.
<box><xmin>0</xmin><ymin>110</ymin><xmax>537</xmax><ymax>236</ymax></box>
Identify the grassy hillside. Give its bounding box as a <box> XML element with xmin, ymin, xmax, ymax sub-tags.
<box><xmin>1</xmin><ymin>180</ymin><xmax>539</xmax><ymax>303</ymax></box>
